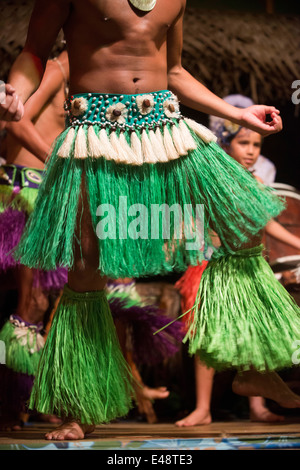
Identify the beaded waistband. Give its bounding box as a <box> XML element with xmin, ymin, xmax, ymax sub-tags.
<box><xmin>10</xmin><ymin>315</ymin><xmax>44</xmax><ymax>332</ymax></box>
<box><xmin>58</xmin><ymin>90</ymin><xmax>217</xmax><ymax>165</ymax></box>
<box><xmin>65</xmin><ymin>90</ymin><xmax>182</xmax><ymax>130</ymax></box>
<box><xmin>0</xmin><ymin>164</ymin><xmax>43</xmax><ymax>189</ymax></box>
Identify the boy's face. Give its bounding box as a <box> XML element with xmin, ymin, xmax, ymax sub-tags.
<box><xmin>227</xmin><ymin>128</ymin><xmax>262</xmax><ymax>169</ymax></box>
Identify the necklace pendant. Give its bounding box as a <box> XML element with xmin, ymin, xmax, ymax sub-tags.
<box><xmin>129</xmin><ymin>0</ymin><xmax>157</xmax><ymax>12</ymax></box>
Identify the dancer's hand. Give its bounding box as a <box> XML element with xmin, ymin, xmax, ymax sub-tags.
<box><xmin>0</xmin><ymin>84</ymin><xmax>24</xmax><ymax>122</ymax></box>
<box><xmin>238</xmin><ymin>105</ymin><xmax>282</xmax><ymax>137</ymax></box>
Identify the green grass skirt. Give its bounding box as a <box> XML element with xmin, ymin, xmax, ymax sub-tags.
<box><xmin>13</xmin><ymin>125</ymin><xmax>284</xmax><ymax>279</ymax></box>
<box><xmin>0</xmin><ymin>318</ymin><xmax>43</xmax><ymax>376</ymax></box>
<box><xmin>184</xmin><ymin>245</ymin><xmax>300</xmax><ymax>372</ymax></box>
<box><xmin>29</xmin><ymin>285</ymin><xmax>133</xmax><ymax>424</ymax></box>
<box><xmin>0</xmin><ymin>185</ymin><xmax>38</xmax><ymax>216</ymax></box>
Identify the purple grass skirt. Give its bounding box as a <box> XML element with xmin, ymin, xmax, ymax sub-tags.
<box><xmin>107</xmin><ymin>280</ymin><xmax>184</xmax><ymax>365</ymax></box>
<box><xmin>0</xmin><ymin>207</ymin><xmax>67</xmax><ymax>290</ymax></box>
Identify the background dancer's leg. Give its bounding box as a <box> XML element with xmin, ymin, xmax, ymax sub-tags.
<box><xmin>232</xmin><ymin>370</ymin><xmax>300</xmax><ymax>408</ymax></box>
<box><xmin>15</xmin><ymin>265</ymin><xmax>34</xmax><ymax>321</ymax></box>
<box><xmin>249</xmin><ymin>396</ymin><xmax>284</xmax><ymax>422</ymax></box>
<box><xmin>176</xmin><ymin>356</ymin><xmax>214</xmax><ymax>427</ymax></box>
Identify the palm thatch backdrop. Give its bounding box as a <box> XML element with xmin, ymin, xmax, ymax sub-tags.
<box><xmin>0</xmin><ymin>1</ymin><xmax>299</xmax><ymax>105</ymax></box>
<box><xmin>0</xmin><ymin>0</ymin><xmax>65</xmax><ymax>79</ymax></box>
<box><xmin>182</xmin><ymin>9</ymin><xmax>300</xmax><ymax>105</ymax></box>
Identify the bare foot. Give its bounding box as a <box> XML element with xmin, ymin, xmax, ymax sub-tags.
<box><xmin>250</xmin><ymin>406</ymin><xmax>285</xmax><ymax>423</ymax></box>
<box><xmin>45</xmin><ymin>421</ymin><xmax>95</xmax><ymax>440</ymax></box>
<box><xmin>141</xmin><ymin>386</ymin><xmax>170</xmax><ymax>401</ymax></box>
<box><xmin>233</xmin><ymin>370</ymin><xmax>300</xmax><ymax>409</ymax></box>
<box><xmin>175</xmin><ymin>408</ymin><xmax>212</xmax><ymax>427</ymax></box>
<box><xmin>134</xmin><ymin>385</ymin><xmax>170</xmax><ymax>424</ymax></box>
<box><xmin>0</xmin><ymin>417</ymin><xmax>23</xmax><ymax>431</ymax></box>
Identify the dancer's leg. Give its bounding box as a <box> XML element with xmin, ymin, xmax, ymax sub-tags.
<box><xmin>176</xmin><ymin>356</ymin><xmax>214</xmax><ymax>426</ymax></box>
<box><xmin>248</xmin><ymin>396</ymin><xmax>284</xmax><ymax>422</ymax></box>
<box><xmin>67</xmin><ymin>177</ymin><xmax>107</xmax><ymax>293</ymax></box>
<box><xmin>45</xmin><ymin>178</ymin><xmax>108</xmax><ymax>440</ymax></box>
<box><xmin>126</xmin><ymin>351</ymin><xmax>169</xmax><ymax>424</ymax></box>
<box><xmin>14</xmin><ymin>264</ymin><xmax>34</xmax><ymax>322</ymax></box>
<box><xmin>233</xmin><ymin>370</ymin><xmax>300</xmax><ymax>408</ymax></box>
<box><xmin>44</xmin><ymin>266</ymin><xmax>100</xmax><ymax>440</ymax></box>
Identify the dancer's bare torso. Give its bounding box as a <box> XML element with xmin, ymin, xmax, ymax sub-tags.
<box><xmin>28</xmin><ymin>0</ymin><xmax>185</xmax><ymax>96</ymax></box>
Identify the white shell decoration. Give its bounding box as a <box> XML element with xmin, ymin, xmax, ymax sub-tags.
<box><xmin>129</xmin><ymin>0</ymin><xmax>157</xmax><ymax>12</ymax></box>
<box><xmin>71</xmin><ymin>97</ymin><xmax>88</xmax><ymax>116</ymax></box>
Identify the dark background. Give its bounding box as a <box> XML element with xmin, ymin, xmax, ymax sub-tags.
<box><xmin>188</xmin><ymin>0</ymin><xmax>300</xmax><ymax>14</ymax></box>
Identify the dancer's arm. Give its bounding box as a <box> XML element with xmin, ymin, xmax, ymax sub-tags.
<box><xmin>167</xmin><ymin>2</ymin><xmax>282</xmax><ymax>136</ymax></box>
<box><xmin>4</xmin><ymin>0</ymin><xmax>71</xmax><ymax>114</ymax></box>
<box><xmin>6</xmin><ymin>60</ymin><xmax>67</xmax><ymax>162</ymax></box>
<box><xmin>6</xmin><ymin>115</ymin><xmax>49</xmax><ymax>163</ymax></box>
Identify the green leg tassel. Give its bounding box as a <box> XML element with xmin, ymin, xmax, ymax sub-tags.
<box><xmin>29</xmin><ymin>285</ymin><xmax>133</xmax><ymax>425</ymax></box>
<box><xmin>184</xmin><ymin>245</ymin><xmax>300</xmax><ymax>372</ymax></box>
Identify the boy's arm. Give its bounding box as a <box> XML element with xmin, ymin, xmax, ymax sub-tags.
<box><xmin>265</xmin><ymin>221</ymin><xmax>300</xmax><ymax>251</ymax></box>
<box><xmin>5</xmin><ymin>60</ymin><xmax>67</xmax><ymax>162</ymax></box>
<box><xmin>253</xmin><ymin>175</ymin><xmax>300</xmax><ymax>250</ymax></box>
<box><xmin>1</xmin><ymin>0</ymin><xmax>71</xmax><ymax>120</ymax></box>
<box><xmin>167</xmin><ymin>2</ymin><xmax>282</xmax><ymax>136</ymax></box>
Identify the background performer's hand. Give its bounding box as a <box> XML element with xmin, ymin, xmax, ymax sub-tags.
<box><xmin>0</xmin><ymin>84</ymin><xmax>24</xmax><ymax>122</ymax></box>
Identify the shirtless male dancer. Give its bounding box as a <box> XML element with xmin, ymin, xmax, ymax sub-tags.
<box><xmin>1</xmin><ymin>0</ymin><xmax>300</xmax><ymax>441</ymax></box>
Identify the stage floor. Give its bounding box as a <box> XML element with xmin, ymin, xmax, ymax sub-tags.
<box><xmin>1</xmin><ymin>420</ymin><xmax>300</xmax><ymax>450</ymax></box>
